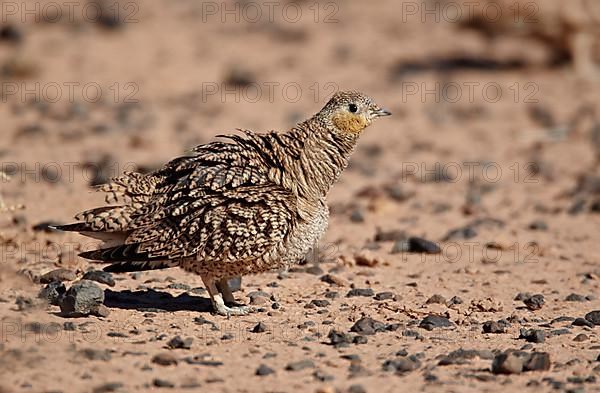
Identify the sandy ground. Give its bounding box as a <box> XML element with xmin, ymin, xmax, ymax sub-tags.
<box><xmin>1</xmin><ymin>1</ymin><xmax>600</xmax><ymax>392</ymax></box>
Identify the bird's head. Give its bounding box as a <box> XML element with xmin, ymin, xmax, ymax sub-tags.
<box><xmin>319</xmin><ymin>90</ymin><xmax>391</xmax><ymax>135</ymax></box>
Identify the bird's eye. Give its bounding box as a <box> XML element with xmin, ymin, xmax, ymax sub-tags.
<box><xmin>348</xmin><ymin>103</ymin><xmax>358</xmax><ymax>113</ymax></box>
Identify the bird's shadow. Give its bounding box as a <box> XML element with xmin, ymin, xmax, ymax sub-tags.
<box><xmin>104</xmin><ymin>288</ymin><xmax>213</xmax><ymax>313</ymax></box>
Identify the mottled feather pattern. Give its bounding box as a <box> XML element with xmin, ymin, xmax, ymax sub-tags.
<box><xmin>57</xmin><ymin>91</ymin><xmax>390</xmax><ymax>281</ymax></box>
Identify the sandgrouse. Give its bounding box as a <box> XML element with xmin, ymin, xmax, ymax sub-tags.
<box><xmin>56</xmin><ymin>91</ymin><xmax>391</xmax><ymax>316</ymax></box>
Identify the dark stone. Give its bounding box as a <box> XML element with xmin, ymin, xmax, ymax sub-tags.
<box><xmin>350</xmin><ymin>317</ymin><xmax>386</xmax><ymax>335</ymax></box>
<box><xmin>550</xmin><ymin>328</ymin><xmax>570</xmax><ymax>336</ymax></box>
<box><xmin>523</xmin><ymin>294</ymin><xmax>545</xmax><ymax>311</ymax></box>
<box><xmin>573</xmin><ymin>333</ymin><xmax>588</xmax><ymax>342</ymax></box>
<box><xmin>58</xmin><ymin>280</ymin><xmax>105</xmax><ymax>317</ymax></box>
<box><xmin>348</xmin><ymin>384</ymin><xmax>367</xmax><ymax>393</ymax></box>
<box><xmin>438</xmin><ymin>349</ymin><xmax>493</xmax><ymax>365</ymax></box>
<box><xmin>425</xmin><ymin>294</ymin><xmax>446</xmax><ymax>304</ymax></box>
<box><xmin>492</xmin><ymin>351</ymin><xmax>550</xmax><ymax>374</ymax></box>
<box><xmin>320</xmin><ymin>274</ymin><xmax>347</xmax><ymax>286</ymax></box>
<box><xmin>519</xmin><ymin>328</ymin><xmax>546</xmax><ymax>343</ymax></box>
<box><xmin>153</xmin><ymin>378</ymin><xmax>175</xmax><ymax>388</ymax></box>
<box><xmin>443</xmin><ymin>226</ymin><xmax>478</xmax><ymax>241</ymax></box>
<box><xmin>447</xmin><ymin>296</ymin><xmax>463</xmax><ymax>305</ymax></box>
<box><xmin>407</xmin><ymin>237</ymin><xmax>441</xmax><ymax>254</ymax></box>
<box><xmin>255</xmin><ymin>364</ymin><xmax>275</xmax><ymax>376</ymax></box>
<box><xmin>15</xmin><ymin>296</ymin><xmax>36</xmax><ymax>311</ymax></box>
<box><xmin>374</xmin><ymin>291</ymin><xmax>394</xmax><ymax>301</ymax></box>
<box><xmin>40</xmin><ymin>268</ymin><xmax>76</xmax><ymax>284</ymax></box>
<box><xmin>310</xmin><ymin>299</ymin><xmax>330</xmax><ymax>307</ymax></box>
<box><xmin>374</xmin><ymin>228</ymin><xmax>406</xmax><ymax>242</ymax></box>
<box><xmin>252</xmin><ymin>322</ymin><xmax>268</xmax><ymax>333</ymax></box>
<box><xmin>346</xmin><ymin>288</ymin><xmax>374</xmax><ymax>297</ymax></box>
<box><xmin>92</xmin><ymin>382</ymin><xmax>124</xmax><ymax>393</ymax></box>
<box><xmin>38</xmin><ymin>281</ymin><xmax>66</xmax><ymax>305</ymax></box>
<box><xmin>166</xmin><ymin>335</ymin><xmax>193</xmax><ymax>349</ymax></box>
<box><xmin>193</xmin><ymin>316</ymin><xmax>219</xmax><ymax>330</ymax></box>
<box><xmin>82</xmin><ymin>270</ymin><xmax>115</xmax><ymax>287</ymax></box>
<box><xmin>482</xmin><ymin>320</ymin><xmax>509</xmax><ymax>334</ymax></box>
<box><xmin>528</xmin><ymin>220</ymin><xmax>548</xmax><ymax>231</ymax></box>
<box><xmin>565</xmin><ymin>293</ymin><xmax>587</xmax><ymax>302</ymax></box>
<box><xmin>313</xmin><ymin>370</ymin><xmax>335</xmax><ymax>381</ymax></box>
<box><xmin>383</xmin><ymin>356</ymin><xmax>421</xmax><ymax>373</ymax></box>
<box><xmin>524</xmin><ymin>352</ymin><xmax>551</xmax><ymax>371</ymax></box>
<box><xmin>328</xmin><ymin>329</ymin><xmax>353</xmax><ymax>347</ymax></box>
<box><xmin>349</xmin><ymin>210</ymin><xmax>365</xmax><ymax>223</ymax></box>
<box><xmin>551</xmin><ymin>316</ymin><xmax>574</xmax><ymax>324</ymax></box>
<box><xmin>80</xmin><ymin>348</ymin><xmax>112</xmax><ymax>361</ymax></box>
<box><xmin>353</xmin><ymin>335</ymin><xmax>368</xmax><ymax>344</ymax></box>
<box><xmin>572</xmin><ymin>318</ymin><xmax>594</xmax><ymax>328</ymax></box>
<box><xmin>419</xmin><ymin>315</ymin><xmax>452</xmax><ymax>330</ymax></box>
<box><xmin>585</xmin><ymin>310</ymin><xmax>600</xmax><ymax>326</ymax></box>
<box><xmin>515</xmin><ymin>292</ymin><xmax>532</xmax><ymax>301</ymax></box>
<box><xmin>224</xmin><ymin>66</ymin><xmax>256</xmax><ymax>87</ymax></box>
<box><xmin>492</xmin><ymin>352</ymin><xmax>525</xmax><ymax>374</ymax></box>
<box><xmin>0</xmin><ymin>25</ymin><xmax>22</xmax><ymax>44</ymax></box>
<box><xmin>151</xmin><ymin>352</ymin><xmax>178</xmax><ymax>366</ymax></box>
<box><xmin>402</xmin><ymin>330</ymin><xmax>422</xmax><ymax>339</ymax></box>
<box><xmin>285</xmin><ymin>359</ymin><xmax>314</xmax><ymax>371</ymax></box>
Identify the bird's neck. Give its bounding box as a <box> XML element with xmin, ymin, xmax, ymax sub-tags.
<box><xmin>276</xmin><ymin>117</ymin><xmax>359</xmax><ymax>200</ymax></box>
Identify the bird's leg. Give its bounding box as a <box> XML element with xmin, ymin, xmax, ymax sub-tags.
<box><xmin>215</xmin><ymin>278</ymin><xmax>237</xmax><ymax>304</ymax></box>
<box><xmin>217</xmin><ymin>277</ymin><xmax>253</xmax><ymax>314</ymax></box>
<box><xmin>201</xmin><ymin>275</ymin><xmax>251</xmax><ymax>316</ymax></box>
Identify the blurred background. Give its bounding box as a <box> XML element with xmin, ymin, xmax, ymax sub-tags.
<box><xmin>0</xmin><ymin>0</ymin><xmax>599</xmax><ymax>281</ymax></box>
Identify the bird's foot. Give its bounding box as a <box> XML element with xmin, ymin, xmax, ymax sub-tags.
<box><xmin>213</xmin><ymin>302</ymin><xmax>253</xmax><ymax>316</ymax></box>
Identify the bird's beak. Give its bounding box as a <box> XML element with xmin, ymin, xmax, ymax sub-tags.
<box><xmin>370</xmin><ymin>107</ymin><xmax>392</xmax><ymax>118</ymax></box>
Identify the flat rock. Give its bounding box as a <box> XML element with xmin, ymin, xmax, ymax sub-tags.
<box><xmin>285</xmin><ymin>359</ymin><xmax>315</xmax><ymax>371</ymax></box>
<box><xmin>407</xmin><ymin>237</ymin><xmax>441</xmax><ymax>254</ymax></box>
<box><xmin>40</xmin><ymin>268</ymin><xmax>77</xmax><ymax>284</ymax></box>
<box><xmin>346</xmin><ymin>288</ymin><xmax>374</xmax><ymax>297</ymax></box>
<box><xmin>320</xmin><ymin>274</ymin><xmax>348</xmax><ymax>287</ymax></box>
<box><xmin>419</xmin><ymin>315</ymin><xmax>452</xmax><ymax>330</ymax></box>
<box><xmin>152</xmin><ymin>352</ymin><xmax>178</xmax><ymax>366</ymax></box>
<box><xmin>374</xmin><ymin>292</ymin><xmax>394</xmax><ymax>301</ymax></box>
<box><xmin>82</xmin><ymin>271</ymin><xmax>115</xmax><ymax>287</ymax></box>
<box><xmin>350</xmin><ymin>317</ymin><xmax>386</xmax><ymax>335</ymax></box>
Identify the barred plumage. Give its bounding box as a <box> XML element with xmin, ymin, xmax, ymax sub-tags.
<box><xmin>56</xmin><ymin>91</ymin><xmax>391</xmax><ymax>315</ymax></box>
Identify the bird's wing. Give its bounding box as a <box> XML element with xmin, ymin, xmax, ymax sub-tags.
<box><xmin>78</xmin><ymin>131</ymin><xmax>298</xmax><ymax>263</ymax></box>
